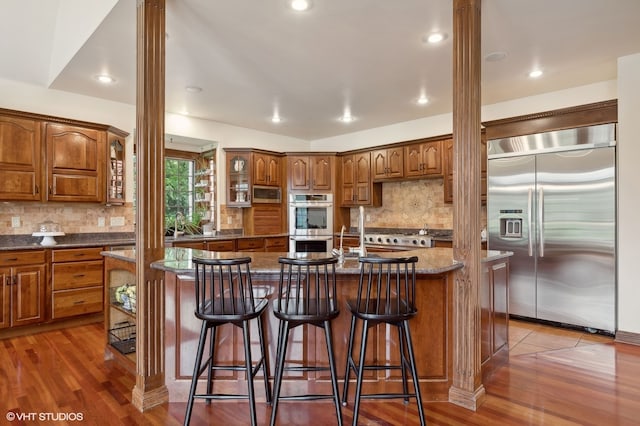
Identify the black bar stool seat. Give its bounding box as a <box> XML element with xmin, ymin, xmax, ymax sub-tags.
<box><xmin>270</xmin><ymin>254</ymin><xmax>343</xmax><ymax>426</ymax></box>
<box><xmin>184</xmin><ymin>256</ymin><xmax>271</xmax><ymax>426</ymax></box>
<box><xmin>341</xmin><ymin>255</ymin><xmax>426</xmax><ymax>426</ymax></box>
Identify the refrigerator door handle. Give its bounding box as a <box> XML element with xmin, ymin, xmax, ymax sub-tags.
<box><xmin>528</xmin><ymin>188</ymin><xmax>533</xmax><ymax>256</ymax></box>
<box><xmin>538</xmin><ymin>186</ymin><xmax>544</xmax><ymax>257</ymax></box>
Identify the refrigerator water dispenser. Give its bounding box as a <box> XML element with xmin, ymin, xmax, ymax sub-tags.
<box><xmin>501</xmin><ymin>218</ymin><xmax>522</xmax><ymax>238</ymax></box>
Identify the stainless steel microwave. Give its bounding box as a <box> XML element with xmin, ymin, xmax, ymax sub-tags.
<box><xmin>252</xmin><ymin>185</ymin><xmax>281</xmax><ymax>203</ymax></box>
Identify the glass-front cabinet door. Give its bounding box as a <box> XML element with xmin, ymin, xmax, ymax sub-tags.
<box><xmin>227</xmin><ymin>151</ymin><xmax>251</xmax><ymax>207</ymax></box>
<box><xmin>107</xmin><ymin>131</ymin><xmax>126</xmax><ymax>205</ymax></box>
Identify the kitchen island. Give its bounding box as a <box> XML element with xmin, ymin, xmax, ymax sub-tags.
<box><xmin>102</xmin><ymin>247</ymin><xmax>511</xmax><ymax>404</ymax></box>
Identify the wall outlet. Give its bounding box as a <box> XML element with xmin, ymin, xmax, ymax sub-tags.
<box><xmin>110</xmin><ymin>216</ymin><xmax>125</xmax><ymax>227</ymax></box>
<box><xmin>11</xmin><ymin>216</ymin><xmax>20</xmax><ymax>227</ymax></box>
<box><xmin>366</xmin><ymin>214</ymin><xmax>371</xmax><ymax>222</ymax></box>
<box><xmin>227</xmin><ymin>216</ymin><xmax>233</xmax><ymax>224</ymax></box>
<box><xmin>98</xmin><ymin>217</ymin><xmax>105</xmax><ymax>227</ymax></box>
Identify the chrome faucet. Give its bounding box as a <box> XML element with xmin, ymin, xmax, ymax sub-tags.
<box><xmin>174</xmin><ymin>212</ymin><xmax>185</xmax><ymax>237</ymax></box>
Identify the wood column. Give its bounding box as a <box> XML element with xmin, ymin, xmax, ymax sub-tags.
<box><xmin>449</xmin><ymin>0</ymin><xmax>485</xmax><ymax>410</ymax></box>
<box><xmin>132</xmin><ymin>0</ymin><xmax>169</xmax><ymax>411</ymax></box>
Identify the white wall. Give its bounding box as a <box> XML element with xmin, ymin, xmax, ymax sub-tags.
<box><xmin>617</xmin><ymin>53</ymin><xmax>640</xmax><ymax>334</ymax></box>
<box><xmin>310</xmin><ymin>80</ymin><xmax>618</xmax><ymax>149</ymax></box>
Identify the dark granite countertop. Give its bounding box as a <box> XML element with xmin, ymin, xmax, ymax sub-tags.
<box><xmin>0</xmin><ymin>231</ymin><xmax>288</xmax><ymax>251</ymax></box>
<box><xmin>103</xmin><ymin>247</ymin><xmax>512</xmax><ymax>276</ymax></box>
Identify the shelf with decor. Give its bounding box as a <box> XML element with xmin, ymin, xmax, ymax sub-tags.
<box><xmin>194</xmin><ymin>149</ymin><xmax>216</xmax><ymax>224</ymax></box>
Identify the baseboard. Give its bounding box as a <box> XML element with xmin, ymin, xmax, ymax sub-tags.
<box><xmin>615</xmin><ymin>330</ymin><xmax>640</xmax><ymax>346</ymax></box>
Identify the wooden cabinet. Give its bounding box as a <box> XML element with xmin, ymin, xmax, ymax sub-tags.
<box><xmin>106</xmin><ymin>130</ymin><xmax>126</xmax><ymax>205</ymax></box>
<box><xmin>243</xmin><ymin>204</ymin><xmax>284</xmax><ymax>235</ymax></box>
<box><xmin>227</xmin><ymin>151</ymin><xmax>251</xmax><ymax>207</ymax></box>
<box><xmin>443</xmin><ymin>135</ymin><xmax>486</xmax><ymax>204</ymax></box>
<box><xmin>45</xmin><ymin>123</ymin><xmax>106</xmax><ymax>202</ymax></box>
<box><xmin>226</xmin><ymin>149</ymin><xmax>283</xmax><ymax>207</ymax></box>
<box><xmin>405</xmin><ymin>139</ymin><xmax>443</xmax><ymax>178</ymax></box>
<box><xmin>481</xmin><ymin>259</ymin><xmax>509</xmax><ymax>376</ymax></box>
<box><xmin>0</xmin><ymin>115</ymin><xmax>42</xmax><ymax>201</ymax></box>
<box><xmin>205</xmin><ymin>239</ymin><xmax>235</xmax><ymax>252</ymax></box>
<box><xmin>339</xmin><ymin>152</ymin><xmax>381</xmax><ymax>207</ymax></box>
<box><xmin>371</xmin><ymin>147</ymin><xmax>403</xmax><ymax>180</ymax></box>
<box><xmin>253</xmin><ymin>152</ymin><xmax>281</xmax><ymax>186</ymax></box>
<box><xmin>236</xmin><ymin>237</ymin><xmax>265</xmax><ymax>252</ymax></box>
<box><xmin>51</xmin><ymin>247</ymin><xmax>104</xmax><ymax>319</ymax></box>
<box><xmin>444</xmin><ymin>139</ymin><xmax>454</xmax><ymax>203</ymax></box>
<box><xmin>0</xmin><ymin>109</ymin><xmax>128</xmax><ymax>204</ymax></box>
<box><xmin>288</xmin><ymin>154</ymin><xmax>334</xmax><ymax>191</ymax></box>
<box><xmin>264</xmin><ymin>236</ymin><xmax>288</xmax><ymax>252</ymax></box>
<box><xmin>0</xmin><ymin>250</ymin><xmax>46</xmax><ymax>329</ymax></box>
<box><xmin>171</xmin><ymin>239</ymin><xmax>205</xmax><ymax>250</ymax></box>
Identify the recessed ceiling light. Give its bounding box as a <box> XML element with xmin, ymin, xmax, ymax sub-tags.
<box><xmin>529</xmin><ymin>69</ymin><xmax>543</xmax><ymax>78</ymax></box>
<box><xmin>289</xmin><ymin>0</ymin><xmax>312</xmax><ymax>11</ymax></box>
<box><xmin>417</xmin><ymin>95</ymin><xmax>429</xmax><ymax>105</ymax></box>
<box><xmin>423</xmin><ymin>32</ymin><xmax>448</xmax><ymax>44</ymax></box>
<box><xmin>95</xmin><ymin>74</ymin><xmax>115</xmax><ymax>84</ymax></box>
<box><xmin>185</xmin><ymin>86</ymin><xmax>202</xmax><ymax>93</ymax></box>
<box><xmin>339</xmin><ymin>113</ymin><xmax>355</xmax><ymax>123</ymax></box>
<box><xmin>485</xmin><ymin>51</ymin><xmax>507</xmax><ymax>62</ymax></box>
<box><xmin>271</xmin><ymin>114</ymin><xmax>282</xmax><ymax>123</ymax></box>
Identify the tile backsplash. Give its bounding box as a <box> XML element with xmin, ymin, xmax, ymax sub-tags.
<box><xmin>350</xmin><ymin>178</ymin><xmax>486</xmax><ymax>231</ymax></box>
<box><xmin>1</xmin><ymin>202</ymin><xmax>135</xmax><ymax>235</ymax></box>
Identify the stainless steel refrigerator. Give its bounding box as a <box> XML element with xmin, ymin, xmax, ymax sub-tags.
<box><xmin>487</xmin><ymin>124</ymin><xmax>616</xmax><ymax>333</ymax></box>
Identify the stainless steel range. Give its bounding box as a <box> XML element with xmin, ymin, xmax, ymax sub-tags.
<box><xmin>364</xmin><ymin>233</ymin><xmax>433</xmax><ymax>250</ymax></box>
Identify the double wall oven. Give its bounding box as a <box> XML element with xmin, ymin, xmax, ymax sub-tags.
<box><xmin>288</xmin><ymin>193</ymin><xmax>334</xmax><ymax>253</ymax></box>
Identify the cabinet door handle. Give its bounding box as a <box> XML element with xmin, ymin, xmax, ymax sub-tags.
<box><xmin>35</xmin><ymin>185</ymin><xmax>39</xmax><ymax>194</ymax></box>
<box><xmin>5</xmin><ymin>276</ymin><xmax>11</xmax><ymax>286</ymax></box>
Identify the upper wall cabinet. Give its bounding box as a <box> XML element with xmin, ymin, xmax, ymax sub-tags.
<box><xmin>46</xmin><ymin>123</ymin><xmax>106</xmax><ymax>203</ymax></box>
<box><xmin>371</xmin><ymin>147</ymin><xmax>403</xmax><ymax>180</ymax></box>
<box><xmin>288</xmin><ymin>154</ymin><xmax>334</xmax><ymax>192</ymax></box>
<box><xmin>0</xmin><ymin>115</ymin><xmax>42</xmax><ymax>201</ymax></box>
<box><xmin>339</xmin><ymin>152</ymin><xmax>381</xmax><ymax>207</ymax></box>
<box><xmin>443</xmin><ymin>135</ymin><xmax>486</xmax><ymax>204</ymax></box>
<box><xmin>0</xmin><ymin>108</ymin><xmax>128</xmax><ymax>204</ymax></box>
<box><xmin>253</xmin><ymin>152</ymin><xmax>281</xmax><ymax>186</ymax></box>
<box><xmin>404</xmin><ymin>140</ymin><xmax>443</xmax><ymax>178</ymax></box>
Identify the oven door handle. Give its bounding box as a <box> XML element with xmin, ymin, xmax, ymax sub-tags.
<box><xmin>290</xmin><ymin>236</ymin><xmax>333</xmax><ymax>241</ymax></box>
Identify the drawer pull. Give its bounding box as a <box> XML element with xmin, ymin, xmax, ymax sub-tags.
<box><xmin>5</xmin><ymin>257</ymin><xmax>18</xmax><ymax>261</ymax></box>
<box><xmin>73</xmin><ymin>300</ymin><xmax>86</xmax><ymax>305</ymax></box>
<box><xmin>73</xmin><ymin>274</ymin><xmax>86</xmax><ymax>278</ymax></box>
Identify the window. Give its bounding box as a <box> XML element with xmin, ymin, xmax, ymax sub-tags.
<box><xmin>165</xmin><ymin>157</ymin><xmax>196</xmax><ymax>230</ymax></box>
<box><xmin>133</xmin><ymin>145</ymin><xmax>216</xmax><ymax>235</ymax></box>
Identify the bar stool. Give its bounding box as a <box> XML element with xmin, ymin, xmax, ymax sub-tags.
<box><xmin>341</xmin><ymin>255</ymin><xmax>426</xmax><ymax>426</ymax></box>
<box><xmin>184</xmin><ymin>256</ymin><xmax>271</xmax><ymax>426</ymax></box>
<box><xmin>270</xmin><ymin>254</ymin><xmax>342</xmax><ymax>426</ymax></box>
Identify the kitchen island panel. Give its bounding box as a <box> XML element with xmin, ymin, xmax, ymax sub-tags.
<box><xmin>162</xmin><ymin>261</ymin><xmax>457</xmax><ymax>402</ymax></box>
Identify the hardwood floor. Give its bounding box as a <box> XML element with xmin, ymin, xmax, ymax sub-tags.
<box><xmin>1</xmin><ymin>320</ymin><xmax>638</xmax><ymax>425</ymax></box>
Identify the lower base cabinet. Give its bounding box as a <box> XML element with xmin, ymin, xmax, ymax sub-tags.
<box><xmin>51</xmin><ymin>247</ymin><xmax>104</xmax><ymax>319</ymax></box>
<box><xmin>0</xmin><ymin>250</ymin><xmax>46</xmax><ymax>329</ymax></box>
<box><xmin>481</xmin><ymin>258</ymin><xmax>509</xmax><ymax>377</ymax></box>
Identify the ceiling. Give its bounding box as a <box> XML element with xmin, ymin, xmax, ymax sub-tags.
<box><xmin>2</xmin><ymin>0</ymin><xmax>640</xmax><ymax>142</ymax></box>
